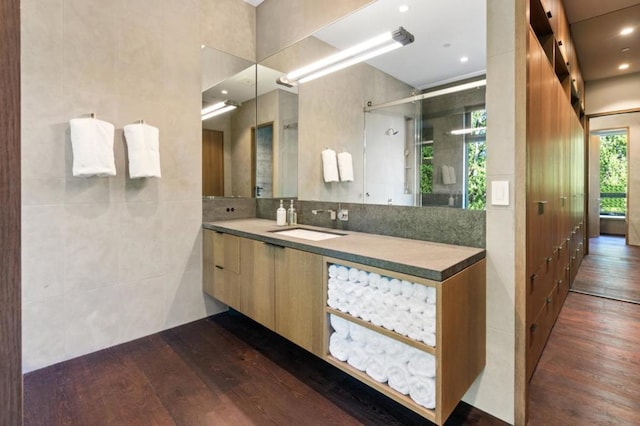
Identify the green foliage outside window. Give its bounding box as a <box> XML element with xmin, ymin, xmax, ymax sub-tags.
<box><xmin>600</xmin><ymin>134</ymin><xmax>627</xmax><ymax>216</ymax></box>
<box><xmin>420</xmin><ymin>145</ymin><xmax>434</xmax><ymax>194</ymax></box>
<box><xmin>466</xmin><ymin>110</ymin><xmax>487</xmax><ymax>210</ymax></box>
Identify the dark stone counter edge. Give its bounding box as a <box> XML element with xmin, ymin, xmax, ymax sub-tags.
<box><xmin>202</xmin><ymin>223</ymin><xmax>486</xmax><ymax>282</ymax></box>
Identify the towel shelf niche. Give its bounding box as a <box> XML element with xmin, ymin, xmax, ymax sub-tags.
<box><xmin>322</xmin><ymin>257</ymin><xmax>486</xmax><ymax>425</ymax></box>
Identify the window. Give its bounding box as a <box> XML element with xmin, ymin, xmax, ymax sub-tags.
<box><xmin>464</xmin><ymin>109</ymin><xmax>487</xmax><ymax>210</ymax></box>
<box><xmin>599</xmin><ymin>131</ymin><xmax>627</xmax><ymax>216</ymax></box>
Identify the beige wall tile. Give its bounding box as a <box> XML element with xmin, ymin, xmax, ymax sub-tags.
<box><xmin>201</xmin><ymin>0</ymin><xmax>256</xmax><ymax>62</ymax></box>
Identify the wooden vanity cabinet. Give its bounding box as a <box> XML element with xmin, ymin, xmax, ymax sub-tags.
<box><xmin>203</xmin><ymin>230</ymin><xmax>240</xmax><ymax>309</ymax></box>
<box><xmin>274</xmin><ymin>247</ymin><xmax>324</xmax><ymax>355</ymax></box>
<box><xmin>203</xmin><ymin>230</ymin><xmax>324</xmax><ymax>353</ymax></box>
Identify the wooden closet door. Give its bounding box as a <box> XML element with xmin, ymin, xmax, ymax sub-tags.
<box><xmin>202</xmin><ymin>129</ymin><xmax>224</xmax><ymax>196</ymax></box>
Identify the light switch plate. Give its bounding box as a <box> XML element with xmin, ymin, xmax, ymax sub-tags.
<box><xmin>491</xmin><ymin>180</ymin><xmax>509</xmax><ymax>206</ymax></box>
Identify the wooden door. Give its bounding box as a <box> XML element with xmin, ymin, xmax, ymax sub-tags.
<box><xmin>202</xmin><ymin>129</ymin><xmax>224</xmax><ymax>196</ymax></box>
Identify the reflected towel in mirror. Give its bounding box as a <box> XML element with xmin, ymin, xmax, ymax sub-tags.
<box><xmin>322</xmin><ymin>148</ymin><xmax>339</xmax><ymax>182</ymax></box>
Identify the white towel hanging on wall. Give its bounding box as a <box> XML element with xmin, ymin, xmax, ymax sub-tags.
<box><xmin>69</xmin><ymin>117</ymin><xmax>116</xmax><ymax>177</ymax></box>
<box><xmin>322</xmin><ymin>148</ymin><xmax>339</xmax><ymax>183</ymax></box>
<box><xmin>123</xmin><ymin>122</ymin><xmax>161</xmax><ymax>178</ymax></box>
<box><xmin>337</xmin><ymin>151</ymin><xmax>354</xmax><ymax>182</ymax></box>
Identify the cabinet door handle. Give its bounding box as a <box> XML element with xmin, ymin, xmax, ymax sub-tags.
<box><xmin>557</xmin><ymin>279</ymin><xmax>563</xmax><ymax>286</ymax></box>
<box><xmin>546</xmin><ymin>297</ymin><xmax>552</xmax><ymax>304</ymax></box>
<box><xmin>215</xmin><ymin>265</ymin><xmax>224</xmax><ymax>270</ymax></box>
<box><xmin>535</xmin><ymin>201</ymin><xmax>547</xmax><ymax>214</ymax></box>
<box><xmin>531</xmin><ymin>323</ymin><xmax>538</xmax><ymax>333</ymax></box>
<box><xmin>530</xmin><ymin>274</ymin><xmax>537</xmax><ymax>283</ymax></box>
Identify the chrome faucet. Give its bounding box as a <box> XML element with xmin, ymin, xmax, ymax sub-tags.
<box><xmin>312</xmin><ymin>209</ymin><xmax>336</xmax><ymax>220</ymax></box>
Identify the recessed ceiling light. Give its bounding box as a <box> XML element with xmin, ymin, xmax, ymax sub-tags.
<box><xmin>621</xmin><ymin>47</ymin><xmax>631</xmax><ymax>52</ymax></box>
<box><xmin>221</xmin><ymin>89</ymin><xmax>228</xmax><ymax>94</ymax></box>
<box><xmin>620</xmin><ymin>27</ymin><xmax>634</xmax><ymax>36</ymax></box>
<box><xmin>460</xmin><ymin>56</ymin><xmax>469</xmax><ymax>63</ymax></box>
<box><xmin>619</xmin><ymin>63</ymin><xmax>630</xmax><ymax>70</ymax></box>
<box><xmin>399</xmin><ymin>5</ymin><xmax>409</xmax><ymax>13</ymax></box>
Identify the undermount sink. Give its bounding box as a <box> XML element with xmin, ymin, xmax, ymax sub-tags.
<box><xmin>270</xmin><ymin>227</ymin><xmax>345</xmax><ymax>241</ymax></box>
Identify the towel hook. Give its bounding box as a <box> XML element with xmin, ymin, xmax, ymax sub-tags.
<box><xmin>137</xmin><ymin>119</ymin><xmax>145</xmax><ymax>124</ymax></box>
<box><xmin>89</xmin><ymin>112</ymin><xmax>96</xmax><ymax>119</ymax></box>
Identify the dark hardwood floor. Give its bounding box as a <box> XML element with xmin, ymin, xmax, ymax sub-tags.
<box><xmin>571</xmin><ymin>235</ymin><xmax>640</xmax><ymax>303</ymax></box>
<box><xmin>527</xmin><ymin>292</ymin><xmax>640</xmax><ymax>425</ymax></box>
<box><xmin>23</xmin><ymin>310</ymin><xmax>506</xmax><ymax>426</ymax></box>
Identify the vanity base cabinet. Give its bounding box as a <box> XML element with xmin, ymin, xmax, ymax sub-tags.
<box><xmin>322</xmin><ymin>258</ymin><xmax>486</xmax><ymax>425</ymax></box>
<box><xmin>239</xmin><ymin>239</ymin><xmax>276</xmax><ymax>330</ymax></box>
<box><xmin>203</xmin><ymin>230</ymin><xmax>241</xmax><ymax>309</ymax></box>
<box><xmin>274</xmin><ymin>247</ymin><xmax>324</xmax><ymax>356</ymax></box>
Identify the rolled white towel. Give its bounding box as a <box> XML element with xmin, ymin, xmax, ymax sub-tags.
<box><xmin>337</xmin><ymin>151</ymin><xmax>354</xmax><ymax>182</ymax></box>
<box><xmin>426</xmin><ymin>287</ymin><xmax>437</xmax><ymax>304</ymax></box>
<box><xmin>422</xmin><ymin>317</ymin><xmax>436</xmax><ymax>334</ymax></box>
<box><xmin>337</xmin><ymin>266</ymin><xmax>349</xmax><ymax>280</ymax></box>
<box><xmin>329</xmin><ymin>332</ymin><xmax>350</xmax><ymax>362</ymax></box>
<box><xmin>328</xmin><ymin>277</ymin><xmax>341</xmax><ymax>290</ymax></box>
<box><xmin>412</xmin><ymin>284</ymin><xmax>429</xmax><ymax>301</ymax></box>
<box><xmin>401</xmin><ymin>280</ymin><xmax>415</xmax><ymax>298</ymax></box>
<box><xmin>421</xmin><ymin>331</ymin><xmax>436</xmax><ymax>347</ymax></box>
<box><xmin>387</xmin><ymin>363</ymin><xmax>411</xmax><ymax>395</ymax></box>
<box><xmin>389</xmin><ymin>279</ymin><xmax>402</xmax><ymax>296</ymax></box>
<box><xmin>378</xmin><ymin>277</ymin><xmax>391</xmax><ymax>293</ymax></box>
<box><xmin>394</xmin><ymin>295</ymin><xmax>410</xmax><ymax>311</ymax></box>
<box><xmin>368</xmin><ymin>273</ymin><xmax>381</xmax><ymax>287</ymax></box>
<box><xmin>322</xmin><ymin>148</ymin><xmax>339</xmax><ymax>183</ymax></box>
<box><xmin>393</xmin><ymin>310</ymin><xmax>412</xmax><ymax>336</ymax></box>
<box><xmin>360</xmin><ymin>310</ymin><xmax>371</xmax><ymax>322</ymax></box>
<box><xmin>327</xmin><ymin>298</ymin><xmax>339</xmax><ymax>309</ymax></box>
<box><xmin>330</xmin><ymin>314</ymin><xmax>350</xmax><ymax>338</ymax></box>
<box><xmin>348</xmin><ymin>267</ymin><xmax>359</xmax><ymax>282</ymax></box>
<box><xmin>409</xmin><ymin>376</ymin><xmax>436</xmax><ymax>409</ymax></box>
<box><xmin>407</xmin><ymin>326</ymin><xmax>423</xmax><ymax>342</ymax></box>
<box><xmin>348</xmin><ymin>302</ymin><xmax>362</xmax><ymax>319</ymax></box>
<box><xmin>407</xmin><ymin>298</ymin><xmax>426</xmax><ymax>313</ymax></box>
<box><xmin>357</xmin><ymin>270</ymin><xmax>369</xmax><ymax>285</ymax></box>
<box><xmin>328</xmin><ymin>264</ymin><xmax>338</xmax><ymax>278</ymax></box>
<box><xmin>337</xmin><ymin>302</ymin><xmax>349</xmax><ymax>313</ymax></box>
<box><xmin>347</xmin><ymin>343</ymin><xmax>370</xmax><ymax>372</ymax></box>
<box><xmin>349</xmin><ymin>322</ymin><xmax>368</xmax><ymax>343</ymax></box>
<box><xmin>364</xmin><ymin>333</ymin><xmax>386</xmax><ymax>355</ymax></box>
<box><xmin>366</xmin><ymin>354</ymin><xmax>388</xmax><ymax>383</ymax></box>
<box><xmin>423</xmin><ymin>304</ymin><xmax>436</xmax><ymax>319</ymax></box>
<box><xmin>370</xmin><ymin>313</ymin><xmax>383</xmax><ymax>327</ymax></box>
<box><xmin>381</xmin><ymin>310</ymin><xmax>396</xmax><ymax>331</ymax></box>
<box><xmin>408</xmin><ymin>351</ymin><xmax>436</xmax><ymax>378</ymax></box>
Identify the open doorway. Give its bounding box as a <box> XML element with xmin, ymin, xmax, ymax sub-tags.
<box><xmin>589</xmin><ymin>128</ymin><xmax>628</xmax><ymax>239</ymax></box>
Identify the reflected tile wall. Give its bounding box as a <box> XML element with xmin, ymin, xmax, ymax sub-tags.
<box><xmin>20</xmin><ymin>0</ymin><xmax>231</xmax><ymax>373</ymax></box>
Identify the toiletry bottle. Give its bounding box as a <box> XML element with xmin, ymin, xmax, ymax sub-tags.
<box><xmin>287</xmin><ymin>200</ymin><xmax>297</xmax><ymax>225</ymax></box>
<box><xmin>277</xmin><ymin>200</ymin><xmax>286</xmax><ymax>226</ymax></box>
<box><xmin>448</xmin><ymin>194</ymin><xmax>454</xmax><ymax>207</ymax></box>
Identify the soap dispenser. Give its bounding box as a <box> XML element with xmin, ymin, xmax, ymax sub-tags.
<box><xmin>276</xmin><ymin>200</ymin><xmax>286</xmax><ymax>226</ymax></box>
<box><xmin>287</xmin><ymin>200</ymin><xmax>297</xmax><ymax>225</ymax></box>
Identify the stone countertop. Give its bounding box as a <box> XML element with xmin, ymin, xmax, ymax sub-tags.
<box><xmin>203</xmin><ymin>219</ymin><xmax>485</xmax><ymax>282</ymax></box>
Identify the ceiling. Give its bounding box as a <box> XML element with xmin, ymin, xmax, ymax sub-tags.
<box><xmin>563</xmin><ymin>0</ymin><xmax>640</xmax><ymax>81</ymax></box>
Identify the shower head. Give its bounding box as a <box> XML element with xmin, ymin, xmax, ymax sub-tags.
<box><xmin>386</xmin><ymin>128</ymin><xmax>398</xmax><ymax>135</ymax></box>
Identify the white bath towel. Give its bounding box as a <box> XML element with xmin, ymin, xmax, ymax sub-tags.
<box><xmin>378</xmin><ymin>277</ymin><xmax>391</xmax><ymax>293</ymax></box>
<box><xmin>409</xmin><ymin>376</ymin><xmax>436</xmax><ymax>409</ymax></box>
<box><xmin>366</xmin><ymin>354</ymin><xmax>388</xmax><ymax>383</ymax></box>
<box><xmin>329</xmin><ymin>332</ymin><xmax>350</xmax><ymax>362</ymax></box>
<box><xmin>408</xmin><ymin>351</ymin><xmax>436</xmax><ymax>378</ymax></box>
<box><xmin>330</xmin><ymin>314</ymin><xmax>350</xmax><ymax>338</ymax></box>
<box><xmin>123</xmin><ymin>123</ymin><xmax>161</xmax><ymax>178</ymax></box>
<box><xmin>423</xmin><ymin>304</ymin><xmax>436</xmax><ymax>319</ymax></box>
<box><xmin>401</xmin><ymin>280</ymin><xmax>415</xmax><ymax>298</ymax></box>
<box><xmin>389</xmin><ymin>279</ymin><xmax>402</xmax><ymax>296</ymax></box>
<box><xmin>328</xmin><ymin>277</ymin><xmax>340</xmax><ymax>290</ymax></box>
<box><xmin>407</xmin><ymin>298</ymin><xmax>426</xmax><ymax>313</ymax></box>
<box><xmin>387</xmin><ymin>363</ymin><xmax>411</xmax><ymax>395</ymax></box>
<box><xmin>337</xmin><ymin>151</ymin><xmax>354</xmax><ymax>182</ymax></box>
<box><xmin>336</xmin><ymin>265</ymin><xmax>349</xmax><ymax>280</ymax></box>
<box><xmin>364</xmin><ymin>334</ymin><xmax>386</xmax><ymax>356</ymax></box>
<box><xmin>441</xmin><ymin>165</ymin><xmax>451</xmax><ymax>185</ymax></box>
<box><xmin>421</xmin><ymin>332</ymin><xmax>436</xmax><ymax>347</ymax></box>
<box><xmin>348</xmin><ymin>267</ymin><xmax>359</xmax><ymax>282</ymax></box>
<box><xmin>357</xmin><ymin>270</ymin><xmax>369</xmax><ymax>285</ymax></box>
<box><xmin>422</xmin><ymin>317</ymin><xmax>436</xmax><ymax>334</ymax></box>
<box><xmin>368</xmin><ymin>273</ymin><xmax>381</xmax><ymax>287</ymax></box>
<box><xmin>328</xmin><ymin>264</ymin><xmax>338</xmax><ymax>278</ymax></box>
<box><xmin>426</xmin><ymin>287</ymin><xmax>437</xmax><ymax>304</ymax></box>
<box><xmin>447</xmin><ymin>165</ymin><xmax>456</xmax><ymax>185</ymax></box>
<box><xmin>349</xmin><ymin>322</ymin><xmax>368</xmax><ymax>343</ymax></box>
<box><xmin>322</xmin><ymin>148</ymin><xmax>339</xmax><ymax>183</ymax></box>
<box><xmin>70</xmin><ymin>117</ymin><xmax>116</xmax><ymax>177</ymax></box>
<box><xmin>327</xmin><ymin>297</ymin><xmax>339</xmax><ymax>309</ymax></box>
<box><xmin>412</xmin><ymin>284</ymin><xmax>429</xmax><ymax>301</ymax></box>
<box><xmin>347</xmin><ymin>343</ymin><xmax>370</xmax><ymax>371</ymax></box>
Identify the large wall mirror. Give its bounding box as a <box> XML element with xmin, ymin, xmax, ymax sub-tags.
<box><xmin>205</xmin><ymin>0</ymin><xmax>487</xmax><ymax>208</ymax></box>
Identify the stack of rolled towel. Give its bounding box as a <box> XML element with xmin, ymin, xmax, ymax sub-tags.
<box><xmin>328</xmin><ymin>315</ymin><xmax>436</xmax><ymax>409</ymax></box>
<box><xmin>327</xmin><ymin>264</ymin><xmax>437</xmax><ymax>347</ymax></box>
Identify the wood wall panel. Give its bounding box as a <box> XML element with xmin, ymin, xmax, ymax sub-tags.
<box><xmin>0</xmin><ymin>0</ymin><xmax>22</xmax><ymax>423</ymax></box>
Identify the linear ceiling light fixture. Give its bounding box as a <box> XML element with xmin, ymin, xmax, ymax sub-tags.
<box><xmin>201</xmin><ymin>100</ymin><xmax>239</xmax><ymax>120</ymax></box>
<box><xmin>450</xmin><ymin>126</ymin><xmax>486</xmax><ymax>136</ymax></box>
<box><xmin>277</xmin><ymin>27</ymin><xmax>414</xmax><ymax>87</ymax></box>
